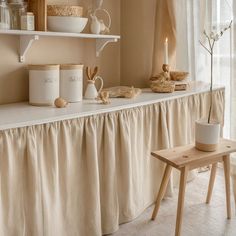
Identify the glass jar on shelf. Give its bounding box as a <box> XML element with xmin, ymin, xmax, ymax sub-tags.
<box><xmin>0</xmin><ymin>0</ymin><xmax>10</xmax><ymax>29</ymax></box>
<box><xmin>8</xmin><ymin>0</ymin><xmax>27</xmax><ymax>29</ymax></box>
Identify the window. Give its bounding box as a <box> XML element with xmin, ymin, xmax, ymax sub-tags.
<box><xmin>199</xmin><ymin>0</ymin><xmax>233</xmax><ymax>138</ymax></box>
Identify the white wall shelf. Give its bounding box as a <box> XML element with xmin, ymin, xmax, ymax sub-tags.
<box><xmin>0</xmin><ymin>29</ymin><xmax>120</xmax><ymax>62</ymax></box>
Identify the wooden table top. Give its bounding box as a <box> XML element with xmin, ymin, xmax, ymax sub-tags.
<box><xmin>151</xmin><ymin>139</ymin><xmax>236</xmax><ymax>169</ymax></box>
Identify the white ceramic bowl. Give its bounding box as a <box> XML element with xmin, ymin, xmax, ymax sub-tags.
<box><xmin>47</xmin><ymin>16</ymin><xmax>88</xmax><ymax>33</ymax></box>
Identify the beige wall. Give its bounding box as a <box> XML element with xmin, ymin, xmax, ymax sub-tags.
<box><xmin>0</xmin><ymin>0</ymin><xmax>120</xmax><ymax>105</ymax></box>
<box><xmin>120</xmin><ymin>0</ymin><xmax>157</xmax><ymax>88</ymax></box>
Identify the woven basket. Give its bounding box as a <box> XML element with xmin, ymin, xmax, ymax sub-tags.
<box><xmin>150</xmin><ymin>81</ymin><xmax>175</xmax><ymax>93</ymax></box>
<box><xmin>170</xmin><ymin>71</ymin><xmax>189</xmax><ymax>81</ymax></box>
<box><xmin>47</xmin><ymin>5</ymin><xmax>83</xmax><ymax>17</ymax></box>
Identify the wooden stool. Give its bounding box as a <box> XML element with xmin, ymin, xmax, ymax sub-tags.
<box><xmin>151</xmin><ymin>139</ymin><xmax>236</xmax><ymax>236</ymax></box>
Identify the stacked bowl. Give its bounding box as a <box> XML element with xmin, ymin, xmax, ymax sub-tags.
<box><xmin>47</xmin><ymin>5</ymin><xmax>88</xmax><ymax>33</ymax></box>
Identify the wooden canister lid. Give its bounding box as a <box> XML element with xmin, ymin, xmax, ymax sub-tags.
<box><xmin>22</xmin><ymin>12</ymin><xmax>34</xmax><ymax>16</ymax></box>
<box><xmin>60</xmin><ymin>64</ymin><xmax>84</xmax><ymax>70</ymax></box>
<box><xmin>28</xmin><ymin>64</ymin><xmax>60</xmax><ymax>70</ymax></box>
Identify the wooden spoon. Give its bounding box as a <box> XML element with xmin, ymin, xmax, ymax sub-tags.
<box><xmin>91</xmin><ymin>66</ymin><xmax>98</xmax><ymax>81</ymax></box>
<box><xmin>86</xmin><ymin>67</ymin><xmax>91</xmax><ymax>80</ymax></box>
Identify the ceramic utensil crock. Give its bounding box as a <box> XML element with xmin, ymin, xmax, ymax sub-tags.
<box><xmin>84</xmin><ymin>76</ymin><xmax>104</xmax><ymax>99</ymax></box>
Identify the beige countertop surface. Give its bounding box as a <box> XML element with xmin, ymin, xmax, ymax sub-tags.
<box><xmin>0</xmin><ymin>81</ymin><xmax>224</xmax><ymax>131</ymax></box>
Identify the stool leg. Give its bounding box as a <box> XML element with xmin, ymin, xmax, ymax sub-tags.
<box><xmin>151</xmin><ymin>164</ymin><xmax>172</xmax><ymax>220</ymax></box>
<box><xmin>206</xmin><ymin>163</ymin><xmax>218</xmax><ymax>204</ymax></box>
<box><xmin>175</xmin><ymin>166</ymin><xmax>189</xmax><ymax>236</ymax></box>
<box><xmin>223</xmin><ymin>155</ymin><xmax>231</xmax><ymax>219</ymax></box>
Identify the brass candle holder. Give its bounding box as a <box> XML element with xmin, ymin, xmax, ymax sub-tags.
<box><xmin>162</xmin><ymin>64</ymin><xmax>170</xmax><ymax>73</ymax></box>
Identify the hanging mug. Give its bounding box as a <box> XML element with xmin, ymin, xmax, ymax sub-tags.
<box><xmin>84</xmin><ymin>76</ymin><xmax>104</xmax><ymax>99</ymax></box>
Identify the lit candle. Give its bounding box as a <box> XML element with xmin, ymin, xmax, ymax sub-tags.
<box><xmin>164</xmin><ymin>38</ymin><xmax>168</xmax><ymax>64</ymax></box>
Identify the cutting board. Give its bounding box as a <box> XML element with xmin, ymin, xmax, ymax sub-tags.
<box><xmin>28</xmin><ymin>0</ymin><xmax>47</xmax><ymax>31</ymax></box>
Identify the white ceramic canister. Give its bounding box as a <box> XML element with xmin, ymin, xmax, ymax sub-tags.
<box><xmin>60</xmin><ymin>64</ymin><xmax>84</xmax><ymax>102</ymax></box>
<box><xmin>28</xmin><ymin>64</ymin><xmax>60</xmax><ymax>106</ymax></box>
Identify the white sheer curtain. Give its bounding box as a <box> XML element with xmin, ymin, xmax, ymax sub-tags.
<box><xmin>232</xmin><ymin>2</ymin><xmax>236</xmax><ymax>140</ymax></box>
<box><xmin>231</xmin><ymin>1</ymin><xmax>236</xmax><ymax>176</ymax></box>
<box><xmin>198</xmin><ymin>0</ymin><xmax>235</xmax><ymax>141</ymax></box>
<box><xmin>176</xmin><ymin>0</ymin><xmax>236</xmax><ymax>193</ymax></box>
<box><xmin>176</xmin><ymin>0</ymin><xmax>234</xmax><ymax>138</ymax></box>
<box><xmin>175</xmin><ymin>0</ymin><xmax>199</xmax><ymax>77</ymax></box>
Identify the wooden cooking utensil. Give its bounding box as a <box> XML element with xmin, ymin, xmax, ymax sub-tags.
<box><xmin>86</xmin><ymin>66</ymin><xmax>99</xmax><ymax>81</ymax></box>
<box><xmin>86</xmin><ymin>67</ymin><xmax>91</xmax><ymax>80</ymax></box>
<box><xmin>91</xmin><ymin>66</ymin><xmax>98</xmax><ymax>81</ymax></box>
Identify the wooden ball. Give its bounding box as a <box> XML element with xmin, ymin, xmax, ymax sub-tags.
<box><xmin>54</xmin><ymin>97</ymin><xmax>68</xmax><ymax>108</ymax></box>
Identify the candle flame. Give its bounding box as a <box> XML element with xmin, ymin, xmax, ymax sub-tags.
<box><xmin>165</xmin><ymin>38</ymin><xmax>168</xmax><ymax>43</ymax></box>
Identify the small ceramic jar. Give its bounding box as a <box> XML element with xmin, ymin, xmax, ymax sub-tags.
<box><xmin>60</xmin><ymin>64</ymin><xmax>84</xmax><ymax>102</ymax></box>
<box><xmin>28</xmin><ymin>64</ymin><xmax>60</xmax><ymax>106</ymax></box>
<box><xmin>21</xmin><ymin>12</ymin><xmax>35</xmax><ymax>30</ymax></box>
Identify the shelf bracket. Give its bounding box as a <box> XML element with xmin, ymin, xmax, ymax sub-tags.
<box><xmin>96</xmin><ymin>38</ymin><xmax>118</xmax><ymax>57</ymax></box>
<box><xmin>19</xmin><ymin>35</ymin><xmax>39</xmax><ymax>63</ymax></box>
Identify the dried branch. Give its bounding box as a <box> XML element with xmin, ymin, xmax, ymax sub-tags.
<box><xmin>199</xmin><ymin>40</ymin><xmax>211</xmax><ymax>54</ymax></box>
<box><xmin>206</xmin><ymin>34</ymin><xmax>213</xmax><ymax>50</ymax></box>
<box><xmin>211</xmin><ymin>40</ymin><xmax>215</xmax><ymax>51</ymax></box>
<box><xmin>200</xmin><ymin>19</ymin><xmax>232</xmax><ymax>124</ymax></box>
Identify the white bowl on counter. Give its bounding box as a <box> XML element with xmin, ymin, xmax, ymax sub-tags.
<box><xmin>47</xmin><ymin>16</ymin><xmax>88</xmax><ymax>33</ymax></box>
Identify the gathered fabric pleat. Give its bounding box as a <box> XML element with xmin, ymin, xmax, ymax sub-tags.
<box><xmin>0</xmin><ymin>90</ymin><xmax>224</xmax><ymax>236</ymax></box>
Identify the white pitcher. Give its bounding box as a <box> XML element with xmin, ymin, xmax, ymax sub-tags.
<box><xmin>90</xmin><ymin>8</ymin><xmax>111</xmax><ymax>34</ymax></box>
<box><xmin>84</xmin><ymin>76</ymin><xmax>104</xmax><ymax>100</ymax></box>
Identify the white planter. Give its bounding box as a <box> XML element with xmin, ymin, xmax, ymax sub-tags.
<box><xmin>195</xmin><ymin>121</ymin><xmax>220</xmax><ymax>152</ymax></box>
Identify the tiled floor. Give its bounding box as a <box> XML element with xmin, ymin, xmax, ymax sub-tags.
<box><xmin>113</xmin><ymin>168</ymin><xmax>236</xmax><ymax>236</ymax></box>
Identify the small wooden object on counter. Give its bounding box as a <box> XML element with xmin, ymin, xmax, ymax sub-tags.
<box><xmin>174</xmin><ymin>81</ymin><xmax>188</xmax><ymax>91</ymax></box>
<box><xmin>151</xmin><ymin>139</ymin><xmax>236</xmax><ymax>236</ymax></box>
<box><xmin>54</xmin><ymin>97</ymin><xmax>68</xmax><ymax>108</ymax></box>
<box><xmin>28</xmin><ymin>0</ymin><xmax>47</xmax><ymax>31</ymax></box>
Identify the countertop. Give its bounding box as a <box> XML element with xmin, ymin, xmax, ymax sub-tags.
<box><xmin>0</xmin><ymin>82</ymin><xmax>224</xmax><ymax>131</ymax></box>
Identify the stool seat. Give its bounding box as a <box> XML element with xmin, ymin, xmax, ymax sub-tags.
<box><xmin>151</xmin><ymin>138</ymin><xmax>236</xmax><ymax>236</ymax></box>
<box><xmin>151</xmin><ymin>139</ymin><xmax>236</xmax><ymax>170</ymax></box>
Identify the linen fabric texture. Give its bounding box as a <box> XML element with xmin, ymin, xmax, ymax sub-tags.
<box><xmin>0</xmin><ymin>90</ymin><xmax>224</xmax><ymax>236</ymax></box>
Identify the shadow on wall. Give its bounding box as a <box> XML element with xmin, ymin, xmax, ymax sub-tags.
<box><xmin>0</xmin><ymin>67</ymin><xmax>29</xmax><ymax>104</ymax></box>
<box><xmin>120</xmin><ymin>0</ymin><xmax>157</xmax><ymax>88</ymax></box>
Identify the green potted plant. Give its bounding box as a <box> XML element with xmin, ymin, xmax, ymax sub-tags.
<box><xmin>195</xmin><ymin>21</ymin><xmax>232</xmax><ymax>152</ymax></box>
